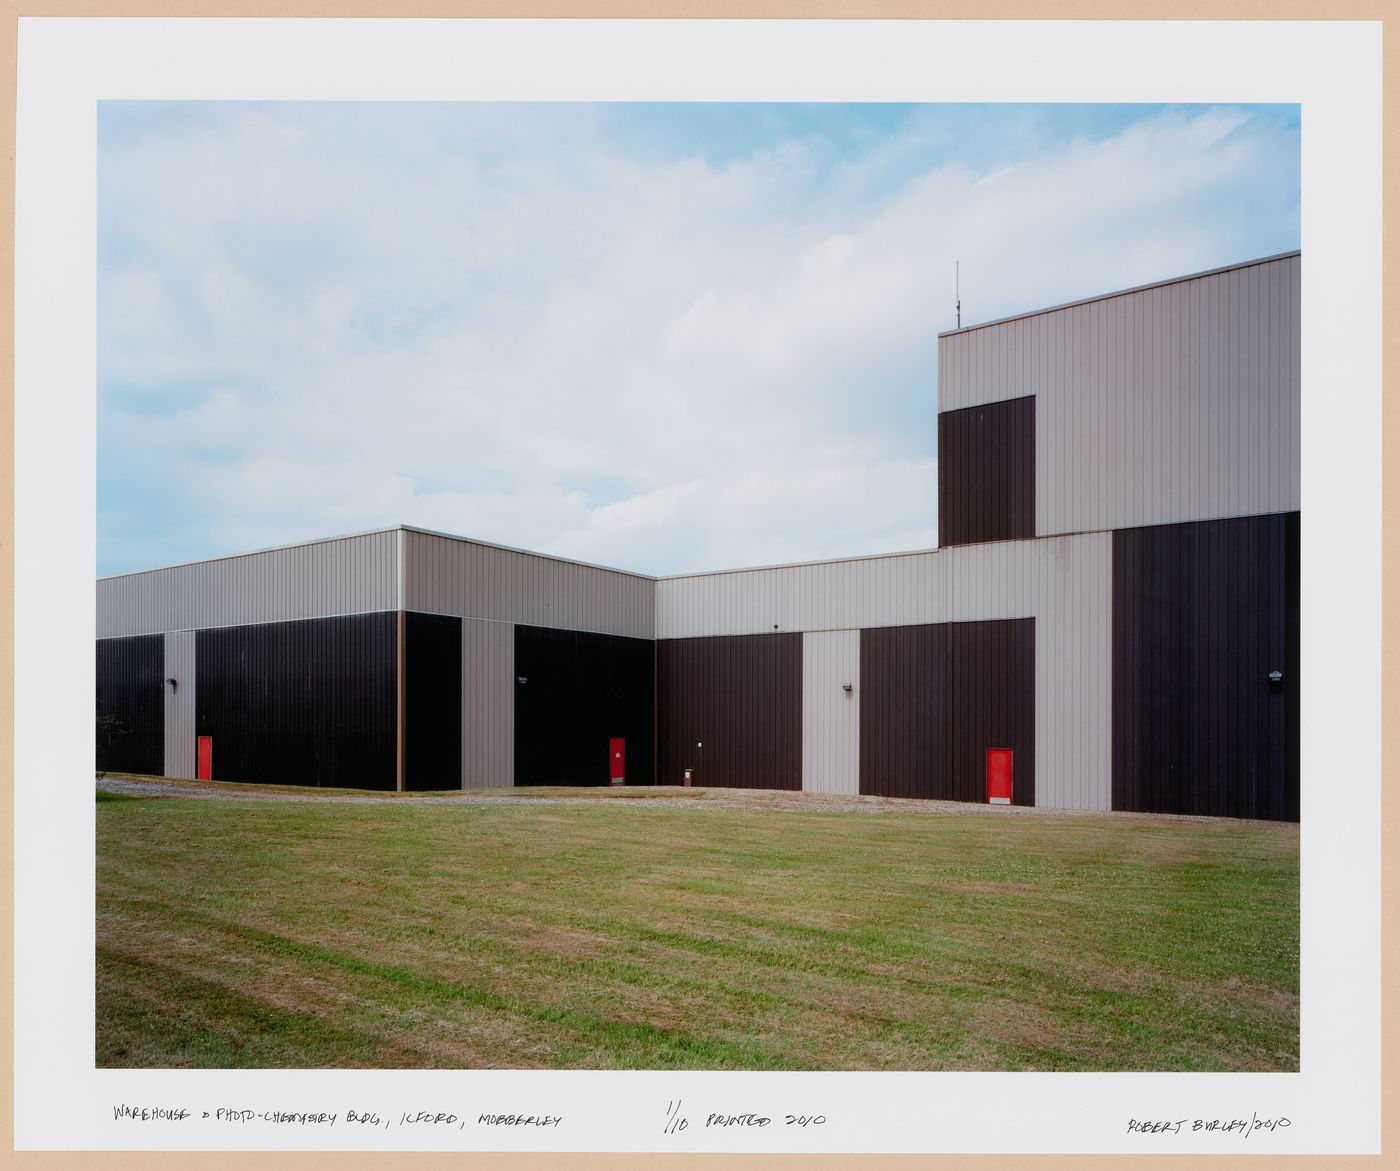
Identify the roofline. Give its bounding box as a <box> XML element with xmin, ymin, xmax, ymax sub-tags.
<box><xmin>97</xmin><ymin>525</ymin><xmax>404</xmax><ymax>582</ymax></box>
<box><xmin>99</xmin><ymin>249</ymin><xmax>1301</xmax><ymax>586</ymax></box>
<box><xmin>98</xmin><ymin>529</ymin><xmax>1066</xmax><ymax>587</ymax></box>
<box><xmin>397</xmin><ymin>525</ymin><xmax>656</xmax><ymax>581</ymax></box>
<box><xmin>98</xmin><ymin>523</ymin><xmax>658</xmax><ymax>583</ymax></box>
<box><xmin>655</xmin><ymin>534</ymin><xmax>1060</xmax><ymax>581</ymax></box>
<box><xmin>936</xmin><ymin>249</ymin><xmax>1300</xmax><ymax>340</ymax></box>
<box><xmin>98</xmin><ymin>514</ymin><xmax>1290</xmax><ymax>588</ymax></box>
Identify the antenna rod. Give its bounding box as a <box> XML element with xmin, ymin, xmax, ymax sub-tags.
<box><xmin>955</xmin><ymin>261</ymin><xmax>961</xmax><ymax>329</ymax></box>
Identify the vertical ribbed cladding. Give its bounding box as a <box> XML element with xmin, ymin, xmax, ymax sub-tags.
<box><xmin>463</xmin><ymin>619</ymin><xmax>515</xmax><ymax>788</ymax></box>
<box><xmin>938</xmin><ymin>252</ymin><xmax>1299</xmax><ymax>538</ymax></box>
<box><xmin>96</xmin><ymin>634</ymin><xmax>165</xmax><ymax>775</ymax></box>
<box><xmin>949</xmin><ymin>620</ymin><xmax>1035</xmax><ymax>805</ymax></box>
<box><xmin>937</xmin><ymin>395</ymin><xmax>1036</xmax><ymax>546</ymax></box>
<box><xmin>656</xmin><ymin>533</ymin><xmax>1112</xmax><ymax>809</ymax></box>
<box><xmin>162</xmin><ymin>631</ymin><xmax>196</xmax><ymax>778</ymax></box>
<box><xmin>97</xmin><ymin>529</ymin><xmax>400</xmax><ymax>638</ymax></box>
<box><xmin>656</xmin><ymin>633</ymin><xmax>802</xmax><ymax>790</ymax></box>
<box><xmin>801</xmin><ymin>630</ymin><xmax>860</xmax><ymax>794</ymax></box>
<box><xmin>1112</xmin><ymin>512</ymin><xmax>1300</xmax><ymax>820</ymax></box>
<box><xmin>405</xmin><ymin>612</ymin><xmax>462</xmax><ymax>791</ymax></box>
<box><xmin>513</xmin><ymin>625</ymin><xmax>654</xmax><ymax>786</ymax></box>
<box><xmin>195</xmin><ymin>612</ymin><xmax>396</xmax><ymax>789</ymax></box>
<box><xmin>858</xmin><ymin>624</ymin><xmax>949</xmax><ymax>799</ymax></box>
<box><xmin>402</xmin><ymin>529</ymin><xmax>655</xmax><ymax>638</ymax></box>
<box><xmin>860</xmin><ymin>618</ymin><xmax>1034</xmax><ymax>804</ymax></box>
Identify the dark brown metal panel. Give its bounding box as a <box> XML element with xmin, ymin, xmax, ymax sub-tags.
<box><xmin>860</xmin><ymin>619</ymin><xmax>1034</xmax><ymax>803</ymax></box>
<box><xmin>513</xmin><ymin>625</ymin><xmax>655</xmax><ymax>787</ymax></box>
<box><xmin>1112</xmin><ymin>512</ymin><xmax>1300</xmax><ymax>821</ymax></box>
<box><xmin>656</xmin><ymin>633</ymin><xmax>802</xmax><ymax>790</ymax></box>
<box><xmin>96</xmin><ymin>634</ymin><xmax>165</xmax><ymax>775</ymax></box>
<box><xmin>937</xmin><ymin>395</ymin><xmax>1035</xmax><ymax>546</ymax></box>
<box><xmin>857</xmin><ymin>624</ymin><xmax>949</xmax><ymax>799</ymax></box>
<box><xmin>948</xmin><ymin>619</ymin><xmax>1036</xmax><ymax>806</ymax></box>
<box><xmin>405</xmin><ymin>612</ymin><xmax>462</xmax><ymax>791</ymax></box>
<box><xmin>195</xmin><ymin>612</ymin><xmax>397</xmax><ymax>790</ymax></box>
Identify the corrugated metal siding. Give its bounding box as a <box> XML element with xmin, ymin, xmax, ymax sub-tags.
<box><xmin>948</xmin><ymin>619</ymin><xmax>1035</xmax><ymax>806</ymax></box>
<box><xmin>404</xmin><ymin>530</ymin><xmax>654</xmax><ymax>639</ymax></box>
<box><xmin>1112</xmin><ymin>512</ymin><xmax>1300</xmax><ymax>820</ymax></box>
<box><xmin>96</xmin><ymin>634</ymin><xmax>164</xmax><ymax>775</ymax></box>
<box><xmin>802</xmin><ymin>630</ymin><xmax>859</xmax><ymax>794</ymax></box>
<box><xmin>163</xmin><ymin>630</ymin><xmax>196</xmax><ymax>778</ymax></box>
<box><xmin>513</xmin><ymin>625</ymin><xmax>655</xmax><ymax>786</ymax></box>
<box><xmin>656</xmin><ymin>533</ymin><xmax>1112</xmax><ymax>810</ymax></box>
<box><xmin>462</xmin><ymin>618</ymin><xmax>514</xmax><ymax>790</ymax></box>
<box><xmin>405</xmin><ymin>612</ymin><xmax>462</xmax><ymax>791</ymax></box>
<box><xmin>657</xmin><ymin>633</ymin><xmax>802</xmax><ymax>790</ymax></box>
<box><xmin>858</xmin><ymin>623</ymin><xmax>949</xmax><ymax>800</ymax></box>
<box><xmin>938</xmin><ymin>395</ymin><xmax>1035</xmax><ymax>546</ymax></box>
<box><xmin>97</xmin><ymin>530</ymin><xmax>399</xmax><ymax>638</ymax></box>
<box><xmin>938</xmin><ymin>253</ymin><xmax>1300</xmax><ymax>536</ymax></box>
<box><xmin>195</xmin><ymin>612</ymin><xmax>397</xmax><ymax>789</ymax></box>
<box><xmin>859</xmin><ymin>619</ymin><xmax>1034</xmax><ymax>805</ymax></box>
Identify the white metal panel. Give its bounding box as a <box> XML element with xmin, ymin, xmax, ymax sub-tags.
<box><xmin>802</xmin><ymin>630</ymin><xmax>860</xmax><ymax>795</ymax></box>
<box><xmin>97</xmin><ymin>530</ymin><xmax>400</xmax><ymax>638</ymax></box>
<box><xmin>1031</xmin><ymin>532</ymin><xmax>1113</xmax><ymax>811</ymax></box>
<box><xmin>462</xmin><ymin>618</ymin><xmax>513</xmax><ymax>789</ymax></box>
<box><xmin>656</xmin><ymin>532</ymin><xmax>1113</xmax><ymax>810</ymax></box>
<box><xmin>404</xmin><ymin>530</ymin><xmax>654</xmax><ymax>639</ymax></box>
<box><xmin>939</xmin><ymin>253</ymin><xmax>1300</xmax><ymax>537</ymax></box>
<box><xmin>162</xmin><ymin>631</ymin><xmax>196</xmax><ymax>779</ymax></box>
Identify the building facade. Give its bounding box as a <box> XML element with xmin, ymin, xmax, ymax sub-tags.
<box><xmin>97</xmin><ymin>252</ymin><xmax>1301</xmax><ymax>819</ymax></box>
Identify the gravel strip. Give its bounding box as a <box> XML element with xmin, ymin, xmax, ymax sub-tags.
<box><xmin>94</xmin><ymin>774</ymin><xmax>1267</xmax><ymax>824</ymax></box>
<box><xmin>96</xmin><ymin>775</ymin><xmax>567</xmax><ymax>806</ymax></box>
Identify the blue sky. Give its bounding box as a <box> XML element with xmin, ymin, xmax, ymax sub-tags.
<box><xmin>97</xmin><ymin>102</ymin><xmax>1300</xmax><ymax>577</ymax></box>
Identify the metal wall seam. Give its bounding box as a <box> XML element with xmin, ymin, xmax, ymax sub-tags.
<box><xmin>802</xmin><ymin>630</ymin><xmax>860</xmax><ymax>794</ymax></box>
<box><xmin>396</xmin><ymin>526</ymin><xmax>407</xmax><ymax>612</ymax></box>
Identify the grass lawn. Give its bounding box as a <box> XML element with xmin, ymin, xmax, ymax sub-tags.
<box><xmin>96</xmin><ymin>791</ymin><xmax>1298</xmax><ymax>1071</ymax></box>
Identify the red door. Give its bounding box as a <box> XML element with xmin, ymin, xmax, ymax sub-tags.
<box><xmin>609</xmin><ymin>738</ymin><xmax>625</xmax><ymax>786</ymax></box>
<box><xmin>197</xmin><ymin>736</ymin><xmax>213</xmax><ymax>781</ymax></box>
<box><xmin>987</xmin><ymin>748</ymin><xmax>1012</xmax><ymax>805</ymax></box>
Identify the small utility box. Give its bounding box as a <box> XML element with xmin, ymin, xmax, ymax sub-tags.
<box><xmin>683</xmin><ymin>768</ymin><xmax>693</xmax><ymax>787</ymax></box>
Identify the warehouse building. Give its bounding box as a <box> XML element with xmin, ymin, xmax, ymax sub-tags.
<box><xmin>96</xmin><ymin>251</ymin><xmax>1300</xmax><ymax>820</ymax></box>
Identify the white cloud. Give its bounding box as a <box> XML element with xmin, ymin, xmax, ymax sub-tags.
<box><xmin>97</xmin><ymin>104</ymin><xmax>1298</xmax><ymax>575</ymax></box>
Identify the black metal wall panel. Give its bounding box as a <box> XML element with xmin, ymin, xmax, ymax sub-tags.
<box><xmin>405</xmin><ymin>612</ymin><xmax>462</xmax><ymax>791</ymax></box>
<box><xmin>96</xmin><ymin>634</ymin><xmax>165</xmax><ymax>775</ymax></box>
<box><xmin>656</xmin><ymin>633</ymin><xmax>802</xmax><ymax>790</ymax></box>
<box><xmin>948</xmin><ymin>620</ymin><xmax>1036</xmax><ymax>806</ymax></box>
<box><xmin>938</xmin><ymin>395</ymin><xmax>1036</xmax><ymax>546</ymax></box>
<box><xmin>513</xmin><ymin>625</ymin><xmax>655</xmax><ymax>786</ymax></box>
<box><xmin>860</xmin><ymin>618</ymin><xmax>1035</xmax><ymax>804</ymax></box>
<box><xmin>1112</xmin><ymin>512</ymin><xmax>1300</xmax><ymax>821</ymax></box>
<box><xmin>857</xmin><ymin>624</ymin><xmax>950</xmax><ymax>799</ymax></box>
<box><xmin>195</xmin><ymin>612</ymin><xmax>396</xmax><ymax>789</ymax></box>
